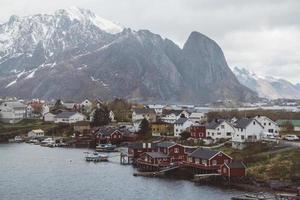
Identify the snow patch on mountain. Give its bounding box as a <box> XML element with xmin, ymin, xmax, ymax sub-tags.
<box><xmin>233</xmin><ymin>67</ymin><xmax>300</xmax><ymax>99</ymax></box>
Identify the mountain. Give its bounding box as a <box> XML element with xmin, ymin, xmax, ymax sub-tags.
<box><xmin>0</xmin><ymin>7</ymin><xmax>257</xmax><ymax>103</ymax></box>
<box><xmin>233</xmin><ymin>67</ymin><xmax>300</xmax><ymax>99</ymax></box>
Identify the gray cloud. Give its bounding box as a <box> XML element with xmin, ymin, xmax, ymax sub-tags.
<box><xmin>0</xmin><ymin>0</ymin><xmax>299</xmax><ymax>83</ymax></box>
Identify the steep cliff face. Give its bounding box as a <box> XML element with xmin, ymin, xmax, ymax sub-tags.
<box><xmin>0</xmin><ymin>8</ymin><xmax>257</xmax><ymax>103</ymax></box>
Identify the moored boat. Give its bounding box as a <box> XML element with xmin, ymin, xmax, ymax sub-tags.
<box><xmin>85</xmin><ymin>152</ymin><xmax>109</xmax><ymax>162</ymax></box>
<box><xmin>95</xmin><ymin>144</ymin><xmax>117</xmax><ymax>152</ymax></box>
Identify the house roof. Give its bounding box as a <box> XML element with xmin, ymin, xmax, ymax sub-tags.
<box><xmin>174</xmin><ymin>118</ymin><xmax>188</xmax><ymax>124</ymax></box>
<box><xmin>145</xmin><ymin>152</ymin><xmax>170</xmax><ymax>159</ymax></box>
<box><xmin>276</xmin><ymin>119</ymin><xmax>300</xmax><ymax>127</ymax></box>
<box><xmin>133</xmin><ymin>108</ymin><xmax>156</xmax><ymax>115</ymax></box>
<box><xmin>225</xmin><ymin>160</ymin><xmax>246</xmax><ymax>169</ymax></box>
<box><xmin>30</xmin><ymin>129</ymin><xmax>44</xmax><ymax>133</ymax></box>
<box><xmin>162</xmin><ymin>109</ymin><xmax>184</xmax><ymax>116</ymax></box>
<box><xmin>55</xmin><ymin>111</ymin><xmax>80</xmax><ymax>118</ymax></box>
<box><xmin>156</xmin><ymin>141</ymin><xmax>176</xmax><ymax>148</ymax></box>
<box><xmin>207</xmin><ymin>121</ymin><xmax>220</xmax><ymax>129</ymax></box>
<box><xmin>189</xmin><ymin>148</ymin><xmax>219</xmax><ymax>160</ymax></box>
<box><xmin>234</xmin><ymin>118</ymin><xmax>253</xmax><ymax>129</ymax></box>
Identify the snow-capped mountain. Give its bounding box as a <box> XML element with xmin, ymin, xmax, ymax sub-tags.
<box><xmin>233</xmin><ymin>67</ymin><xmax>300</xmax><ymax>99</ymax></box>
<box><xmin>0</xmin><ymin>8</ymin><xmax>257</xmax><ymax>103</ymax></box>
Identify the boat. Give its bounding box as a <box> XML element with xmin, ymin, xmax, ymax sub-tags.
<box><xmin>85</xmin><ymin>152</ymin><xmax>109</xmax><ymax>162</ymax></box>
<box><xmin>9</xmin><ymin>136</ymin><xmax>24</xmax><ymax>143</ymax></box>
<box><xmin>40</xmin><ymin>138</ymin><xmax>56</xmax><ymax>147</ymax></box>
<box><xmin>95</xmin><ymin>144</ymin><xmax>118</xmax><ymax>152</ymax></box>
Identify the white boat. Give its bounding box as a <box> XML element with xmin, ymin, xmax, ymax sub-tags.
<box><xmin>40</xmin><ymin>138</ymin><xmax>56</xmax><ymax>147</ymax></box>
<box><xmin>96</xmin><ymin>144</ymin><xmax>117</xmax><ymax>152</ymax></box>
<box><xmin>85</xmin><ymin>152</ymin><xmax>108</xmax><ymax>162</ymax></box>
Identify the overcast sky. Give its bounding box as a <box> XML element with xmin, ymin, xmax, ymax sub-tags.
<box><xmin>1</xmin><ymin>0</ymin><xmax>299</xmax><ymax>83</ymax></box>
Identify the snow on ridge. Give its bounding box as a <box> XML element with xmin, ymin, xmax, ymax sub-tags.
<box><xmin>62</xmin><ymin>7</ymin><xmax>123</xmax><ymax>34</ymax></box>
<box><xmin>5</xmin><ymin>79</ymin><xmax>17</xmax><ymax>88</ymax></box>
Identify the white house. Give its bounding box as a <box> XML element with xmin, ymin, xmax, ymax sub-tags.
<box><xmin>0</xmin><ymin>101</ymin><xmax>26</xmax><ymax>123</ymax></box>
<box><xmin>189</xmin><ymin>112</ymin><xmax>206</xmax><ymax>123</ymax></box>
<box><xmin>132</xmin><ymin>108</ymin><xmax>156</xmax><ymax>123</ymax></box>
<box><xmin>28</xmin><ymin>129</ymin><xmax>45</xmax><ymax>138</ymax></box>
<box><xmin>43</xmin><ymin>112</ymin><xmax>56</xmax><ymax>122</ymax></box>
<box><xmin>41</xmin><ymin>104</ymin><xmax>50</xmax><ymax>116</ymax></box>
<box><xmin>133</xmin><ymin>120</ymin><xmax>142</xmax><ymax>132</ymax></box>
<box><xmin>80</xmin><ymin>99</ymin><xmax>92</xmax><ymax>110</ymax></box>
<box><xmin>147</xmin><ymin>104</ymin><xmax>164</xmax><ymax>116</ymax></box>
<box><xmin>55</xmin><ymin>112</ymin><xmax>86</xmax><ymax>124</ymax></box>
<box><xmin>109</xmin><ymin>110</ymin><xmax>116</xmax><ymax>122</ymax></box>
<box><xmin>161</xmin><ymin>110</ymin><xmax>190</xmax><ymax>124</ymax></box>
<box><xmin>206</xmin><ymin>120</ymin><xmax>235</xmax><ymax>140</ymax></box>
<box><xmin>232</xmin><ymin>118</ymin><xmax>264</xmax><ymax>149</ymax></box>
<box><xmin>174</xmin><ymin>118</ymin><xmax>193</xmax><ymax>137</ymax></box>
<box><xmin>254</xmin><ymin>116</ymin><xmax>279</xmax><ymax>136</ymax></box>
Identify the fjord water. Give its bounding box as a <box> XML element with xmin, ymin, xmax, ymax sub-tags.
<box><xmin>0</xmin><ymin>144</ymin><xmax>241</xmax><ymax>200</ymax></box>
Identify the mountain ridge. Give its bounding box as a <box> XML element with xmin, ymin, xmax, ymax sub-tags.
<box><xmin>0</xmin><ymin>8</ymin><xmax>257</xmax><ymax>103</ymax></box>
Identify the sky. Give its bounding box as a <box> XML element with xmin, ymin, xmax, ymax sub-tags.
<box><xmin>0</xmin><ymin>0</ymin><xmax>299</xmax><ymax>83</ymax></box>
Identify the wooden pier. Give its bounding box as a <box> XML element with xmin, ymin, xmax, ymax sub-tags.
<box><xmin>120</xmin><ymin>152</ymin><xmax>133</xmax><ymax>165</ymax></box>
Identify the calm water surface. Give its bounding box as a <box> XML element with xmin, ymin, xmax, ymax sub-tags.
<box><xmin>0</xmin><ymin>143</ymin><xmax>243</xmax><ymax>200</ymax></box>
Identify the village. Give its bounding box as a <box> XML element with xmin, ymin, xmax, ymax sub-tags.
<box><xmin>1</xmin><ymin>97</ymin><xmax>300</xmax><ymax>197</ymax></box>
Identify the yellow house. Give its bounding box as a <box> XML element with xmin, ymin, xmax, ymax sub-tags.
<box><xmin>151</xmin><ymin>122</ymin><xmax>173</xmax><ymax>137</ymax></box>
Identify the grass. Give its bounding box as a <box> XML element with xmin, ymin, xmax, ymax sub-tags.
<box><xmin>0</xmin><ymin>119</ymin><xmax>59</xmax><ymax>135</ymax></box>
<box><xmin>215</xmin><ymin>142</ymin><xmax>300</xmax><ymax>182</ymax></box>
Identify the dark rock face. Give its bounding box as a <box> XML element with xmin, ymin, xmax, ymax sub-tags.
<box><xmin>0</xmin><ymin>8</ymin><xmax>257</xmax><ymax>103</ymax></box>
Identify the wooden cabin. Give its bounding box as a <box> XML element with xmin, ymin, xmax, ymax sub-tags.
<box><xmin>220</xmin><ymin>160</ymin><xmax>246</xmax><ymax>178</ymax></box>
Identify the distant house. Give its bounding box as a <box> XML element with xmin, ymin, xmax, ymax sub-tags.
<box><xmin>132</xmin><ymin>119</ymin><xmax>143</xmax><ymax>132</ymax></box>
<box><xmin>28</xmin><ymin>129</ymin><xmax>45</xmax><ymax>138</ymax></box>
<box><xmin>254</xmin><ymin>116</ymin><xmax>279</xmax><ymax>135</ymax></box>
<box><xmin>276</xmin><ymin>119</ymin><xmax>300</xmax><ymax>131</ymax></box>
<box><xmin>147</xmin><ymin>104</ymin><xmax>164</xmax><ymax>115</ymax></box>
<box><xmin>189</xmin><ymin>112</ymin><xmax>206</xmax><ymax>123</ymax></box>
<box><xmin>43</xmin><ymin>112</ymin><xmax>56</xmax><ymax>122</ymax></box>
<box><xmin>95</xmin><ymin>128</ymin><xmax>123</xmax><ymax>144</ymax></box>
<box><xmin>185</xmin><ymin>148</ymin><xmax>232</xmax><ymax>173</ymax></box>
<box><xmin>80</xmin><ymin>99</ymin><xmax>93</xmax><ymax>108</ymax></box>
<box><xmin>150</xmin><ymin>122</ymin><xmax>173</xmax><ymax>137</ymax></box>
<box><xmin>174</xmin><ymin>118</ymin><xmax>193</xmax><ymax>137</ymax></box>
<box><xmin>0</xmin><ymin>101</ymin><xmax>26</xmax><ymax>123</ymax></box>
<box><xmin>161</xmin><ymin>109</ymin><xmax>190</xmax><ymax>124</ymax></box>
<box><xmin>109</xmin><ymin>111</ymin><xmax>116</xmax><ymax>122</ymax></box>
<box><xmin>232</xmin><ymin>118</ymin><xmax>264</xmax><ymax>149</ymax></box>
<box><xmin>190</xmin><ymin>125</ymin><xmax>206</xmax><ymax>139</ymax></box>
<box><xmin>206</xmin><ymin>119</ymin><xmax>235</xmax><ymax>141</ymax></box>
<box><xmin>74</xmin><ymin>121</ymin><xmax>91</xmax><ymax>134</ymax></box>
<box><xmin>41</xmin><ymin>104</ymin><xmax>50</xmax><ymax>116</ymax></box>
<box><xmin>132</xmin><ymin>108</ymin><xmax>156</xmax><ymax>122</ymax></box>
<box><xmin>54</xmin><ymin>112</ymin><xmax>86</xmax><ymax>124</ymax></box>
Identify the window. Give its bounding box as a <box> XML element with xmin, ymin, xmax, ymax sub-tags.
<box><xmin>241</xmin><ymin>135</ymin><xmax>245</xmax><ymax>140</ymax></box>
<box><xmin>212</xmin><ymin>133</ymin><xmax>214</xmax><ymax>136</ymax></box>
<box><xmin>221</xmin><ymin>125</ymin><xmax>225</xmax><ymax>129</ymax></box>
<box><xmin>212</xmin><ymin>160</ymin><xmax>217</xmax><ymax>166</ymax></box>
<box><xmin>195</xmin><ymin>158</ymin><xmax>200</xmax><ymax>164</ymax></box>
<box><xmin>226</xmin><ymin>132</ymin><xmax>231</xmax><ymax>136</ymax></box>
<box><xmin>268</xmin><ymin>129</ymin><xmax>274</xmax><ymax>133</ymax></box>
<box><xmin>269</xmin><ymin>123</ymin><xmax>271</xmax><ymax>126</ymax></box>
<box><xmin>253</xmin><ymin>121</ymin><xmax>256</xmax><ymax>125</ymax></box>
<box><xmin>264</xmin><ymin>123</ymin><xmax>266</xmax><ymax>126</ymax></box>
<box><xmin>174</xmin><ymin>148</ymin><xmax>179</xmax><ymax>153</ymax></box>
<box><xmin>217</xmin><ymin>132</ymin><xmax>221</xmax><ymax>135</ymax></box>
<box><xmin>202</xmin><ymin>160</ymin><xmax>207</xmax><ymax>165</ymax></box>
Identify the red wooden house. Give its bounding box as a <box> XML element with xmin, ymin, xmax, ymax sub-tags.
<box><xmin>184</xmin><ymin>148</ymin><xmax>232</xmax><ymax>173</ymax></box>
<box><xmin>95</xmin><ymin>128</ymin><xmax>123</xmax><ymax>144</ymax></box>
<box><xmin>137</xmin><ymin>152</ymin><xmax>171</xmax><ymax>168</ymax></box>
<box><xmin>220</xmin><ymin>160</ymin><xmax>246</xmax><ymax>178</ymax></box>
<box><xmin>156</xmin><ymin>141</ymin><xmax>187</xmax><ymax>163</ymax></box>
<box><xmin>190</xmin><ymin>125</ymin><xmax>206</xmax><ymax>139</ymax></box>
<box><xmin>128</xmin><ymin>142</ymin><xmax>157</xmax><ymax>159</ymax></box>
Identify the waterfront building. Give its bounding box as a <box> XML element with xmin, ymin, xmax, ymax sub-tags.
<box><xmin>28</xmin><ymin>129</ymin><xmax>45</xmax><ymax>138</ymax></box>
<box><xmin>184</xmin><ymin>148</ymin><xmax>232</xmax><ymax>173</ymax></box>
